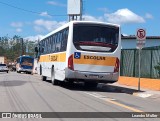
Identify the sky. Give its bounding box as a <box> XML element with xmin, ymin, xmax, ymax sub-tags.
<box><xmin>0</xmin><ymin>0</ymin><xmax>159</xmax><ymax>41</ymax></box>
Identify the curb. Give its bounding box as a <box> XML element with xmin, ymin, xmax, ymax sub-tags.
<box><xmin>132</xmin><ymin>92</ymin><xmax>153</xmax><ymax>98</ymax></box>
<box><xmin>104</xmin><ymin>83</ymin><xmax>159</xmax><ymax>99</ymax></box>
<box><xmin>118</xmin><ymin>76</ymin><xmax>160</xmax><ymax>91</ymax></box>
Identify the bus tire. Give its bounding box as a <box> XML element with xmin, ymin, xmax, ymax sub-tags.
<box><xmin>42</xmin><ymin>76</ymin><xmax>46</xmax><ymax>81</ymax></box>
<box><xmin>51</xmin><ymin>67</ymin><xmax>58</xmax><ymax>85</ymax></box>
<box><xmin>84</xmin><ymin>82</ymin><xmax>98</xmax><ymax>88</ymax></box>
<box><xmin>40</xmin><ymin>65</ymin><xmax>42</xmax><ymax>75</ymax></box>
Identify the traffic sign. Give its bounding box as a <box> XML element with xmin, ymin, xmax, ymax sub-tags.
<box><xmin>136</xmin><ymin>28</ymin><xmax>146</xmax><ymax>49</ymax></box>
<box><xmin>74</xmin><ymin>52</ymin><xmax>81</xmax><ymax>59</ymax></box>
<box><xmin>136</xmin><ymin>29</ymin><xmax>146</xmax><ymax>40</ymax></box>
<box><xmin>136</xmin><ymin>28</ymin><xmax>146</xmax><ymax>91</ymax></box>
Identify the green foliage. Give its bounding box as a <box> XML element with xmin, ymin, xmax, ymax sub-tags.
<box><xmin>0</xmin><ymin>35</ymin><xmax>37</xmax><ymax>62</ymax></box>
<box><xmin>154</xmin><ymin>62</ymin><xmax>160</xmax><ymax>76</ymax></box>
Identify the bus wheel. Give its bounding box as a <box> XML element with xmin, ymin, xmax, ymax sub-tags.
<box><xmin>84</xmin><ymin>82</ymin><xmax>98</xmax><ymax>88</ymax></box>
<box><xmin>42</xmin><ymin>76</ymin><xmax>46</xmax><ymax>81</ymax></box>
<box><xmin>40</xmin><ymin>65</ymin><xmax>42</xmax><ymax>75</ymax></box>
<box><xmin>51</xmin><ymin>67</ymin><xmax>58</xmax><ymax>85</ymax></box>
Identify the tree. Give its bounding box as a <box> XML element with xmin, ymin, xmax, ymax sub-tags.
<box><xmin>0</xmin><ymin>35</ymin><xmax>37</xmax><ymax>62</ymax></box>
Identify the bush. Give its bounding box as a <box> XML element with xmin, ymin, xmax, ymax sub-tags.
<box><xmin>154</xmin><ymin>62</ymin><xmax>160</xmax><ymax>77</ymax></box>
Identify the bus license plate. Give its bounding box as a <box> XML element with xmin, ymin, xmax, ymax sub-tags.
<box><xmin>89</xmin><ymin>74</ymin><xmax>99</xmax><ymax>79</ymax></box>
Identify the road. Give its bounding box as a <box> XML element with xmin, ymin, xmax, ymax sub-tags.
<box><xmin>0</xmin><ymin>72</ymin><xmax>160</xmax><ymax>121</ymax></box>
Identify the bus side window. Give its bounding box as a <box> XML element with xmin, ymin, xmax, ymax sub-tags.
<box><xmin>43</xmin><ymin>39</ymin><xmax>45</xmax><ymax>54</ymax></box>
<box><xmin>46</xmin><ymin>38</ymin><xmax>49</xmax><ymax>54</ymax></box>
<box><xmin>52</xmin><ymin>35</ymin><xmax>56</xmax><ymax>53</ymax></box>
<box><xmin>50</xmin><ymin>37</ymin><xmax>52</xmax><ymax>53</ymax></box>
<box><xmin>61</xmin><ymin>28</ymin><xmax>68</xmax><ymax>51</ymax></box>
<box><xmin>54</xmin><ymin>33</ymin><xmax>58</xmax><ymax>52</ymax></box>
<box><xmin>50</xmin><ymin>37</ymin><xmax>53</xmax><ymax>53</ymax></box>
<box><xmin>39</xmin><ymin>42</ymin><xmax>41</xmax><ymax>54</ymax></box>
<box><xmin>48</xmin><ymin>37</ymin><xmax>52</xmax><ymax>53</ymax></box>
<box><xmin>45</xmin><ymin>38</ymin><xmax>49</xmax><ymax>54</ymax></box>
<box><xmin>60</xmin><ymin>30</ymin><xmax>65</xmax><ymax>51</ymax></box>
<box><xmin>59</xmin><ymin>32</ymin><xmax>62</xmax><ymax>52</ymax></box>
<box><xmin>56</xmin><ymin>32</ymin><xmax>61</xmax><ymax>52</ymax></box>
<box><xmin>41</xmin><ymin>40</ymin><xmax>45</xmax><ymax>54</ymax></box>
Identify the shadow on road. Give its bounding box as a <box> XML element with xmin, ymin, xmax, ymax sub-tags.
<box><xmin>0</xmin><ymin>80</ymin><xmax>27</xmax><ymax>87</ymax></box>
<box><xmin>101</xmin><ymin>84</ymin><xmax>144</xmax><ymax>94</ymax></box>
<box><xmin>45</xmin><ymin>79</ymin><xmax>144</xmax><ymax>94</ymax></box>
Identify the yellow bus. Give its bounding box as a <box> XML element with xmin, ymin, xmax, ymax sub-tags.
<box><xmin>35</xmin><ymin>21</ymin><xmax>121</xmax><ymax>88</ymax></box>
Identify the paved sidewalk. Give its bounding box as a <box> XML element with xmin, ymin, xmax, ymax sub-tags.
<box><xmin>107</xmin><ymin>82</ymin><xmax>160</xmax><ymax>101</ymax></box>
<box><xmin>118</xmin><ymin>76</ymin><xmax>160</xmax><ymax>91</ymax></box>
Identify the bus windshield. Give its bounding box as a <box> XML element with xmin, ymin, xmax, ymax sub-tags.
<box><xmin>73</xmin><ymin>23</ymin><xmax>119</xmax><ymax>52</ymax></box>
<box><xmin>21</xmin><ymin>57</ymin><xmax>33</xmax><ymax>66</ymax></box>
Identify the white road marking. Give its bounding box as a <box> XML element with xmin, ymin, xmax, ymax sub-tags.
<box><xmin>84</xmin><ymin>92</ymin><xmax>144</xmax><ymax>112</ymax></box>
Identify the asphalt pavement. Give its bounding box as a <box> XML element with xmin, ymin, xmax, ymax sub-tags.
<box><xmin>0</xmin><ymin>72</ymin><xmax>160</xmax><ymax>121</ymax></box>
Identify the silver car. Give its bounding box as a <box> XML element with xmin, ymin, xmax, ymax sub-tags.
<box><xmin>0</xmin><ymin>64</ymin><xmax>9</xmax><ymax>73</ymax></box>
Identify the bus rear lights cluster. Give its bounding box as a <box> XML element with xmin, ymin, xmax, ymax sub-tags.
<box><xmin>114</xmin><ymin>58</ymin><xmax>119</xmax><ymax>73</ymax></box>
<box><xmin>68</xmin><ymin>55</ymin><xmax>74</xmax><ymax>70</ymax></box>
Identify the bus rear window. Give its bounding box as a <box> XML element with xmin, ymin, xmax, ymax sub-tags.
<box><xmin>21</xmin><ymin>57</ymin><xmax>33</xmax><ymax>66</ymax></box>
<box><xmin>73</xmin><ymin>24</ymin><xmax>119</xmax><ymax>52</ymax></box>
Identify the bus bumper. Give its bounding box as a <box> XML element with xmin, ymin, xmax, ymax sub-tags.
<box><xmin>18</xmin><ymin>68</ymin><xmax>32</xmax><ymax>73</ymax></box>
<box><xmin>65</xmin><ymin>68</ymin><xmax>119</xmax><ymax>83</ymax></box>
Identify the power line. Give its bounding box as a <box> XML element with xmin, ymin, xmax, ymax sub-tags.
<box><xmin>0</xmin><ymin>1</ymin><xmax>67</xmax><ymax>17</ymax></box>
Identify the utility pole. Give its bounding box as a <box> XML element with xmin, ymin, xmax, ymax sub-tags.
<box><xmin>21</xmin><ymin>38</ymin><xmax>24</xmax><ymax>56</ymax></box>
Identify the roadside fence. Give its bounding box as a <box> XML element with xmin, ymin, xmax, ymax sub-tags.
<box><xmin>120</xmin><ymin>48</ymin><xmax>160</xmax><ymax>79</ymax></box>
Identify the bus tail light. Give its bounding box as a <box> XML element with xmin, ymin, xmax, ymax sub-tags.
<box><xmin>68</xmin><ymin>55</ymin><xmax>74</xmax><ymax>70</ymax></box>
<box><xmin>114</xmin><ymin>58</ymin><xmax>119</xmax><ymax>72</ymax></box>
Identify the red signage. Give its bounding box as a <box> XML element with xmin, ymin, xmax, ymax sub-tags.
<box><xmin>137</xmin><ymin>29</ymin><xmax>146</xmax><ymax>40</ymax></box>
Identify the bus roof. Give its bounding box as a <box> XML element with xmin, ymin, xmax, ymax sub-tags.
<box><xmin>18</xmin><ymin>55</ymin><xmax>34</xmax><ymax>58</ymax></box>
<box><xmin>40</xmin><ymin>21</ymin><xmax>120</xmax><ymax>41</ymax></box>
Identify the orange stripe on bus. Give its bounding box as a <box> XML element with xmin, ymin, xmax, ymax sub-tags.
<box><xmin>39</xmin><ymin>53</ymin><xmax>66</xmax><ymax>62</ymax></box>
<box><xmin>39</xmin><ymin>53</ymin><xmax>117</xmax><ymax>66</ymax></box>
<box><xmin>74</xmin><ymin>55</ymin><xmax>117</xmax><ymax>66</ymax></box>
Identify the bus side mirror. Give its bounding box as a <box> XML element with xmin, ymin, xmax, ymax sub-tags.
<box><xmin>35</xmin><ymin>47</ymin><xmax>38</xmax><ymax>52</ymax></box>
